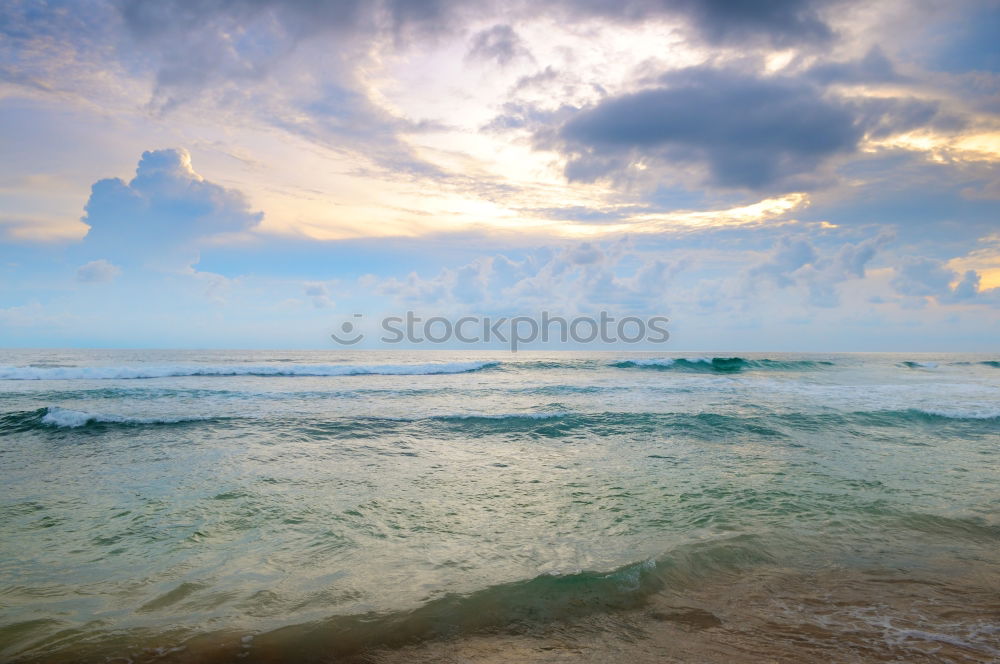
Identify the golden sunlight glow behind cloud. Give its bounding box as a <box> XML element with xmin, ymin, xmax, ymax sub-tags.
<box><xmin>948</xmin><ymin>234</ymin><xmax>1000</xmax><ymax>290</ymax></box>
<box><xmin>866</xmin><ymin>130</ymin><xmax>1000</xmax><ymax>163</ymax></box>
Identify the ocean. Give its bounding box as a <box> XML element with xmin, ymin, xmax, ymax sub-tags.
<box><xmin>0</xmin><ymin>350</ymin><xmax>998</xmax><ymax>662</ymax></box>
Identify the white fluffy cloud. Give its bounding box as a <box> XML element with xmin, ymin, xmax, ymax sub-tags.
<box><xmin>740</xmin><ymin>233</ymin><xmax>892</xmax><ymax>307</ymax></box>
<box><xmin>80</xmin><ymin>148</ymin><xmax>262</xmax><ymax>262</ymax></box>
<box><xmin>373</xmin><ymin>240</ymin><xmax>683</xmax><ymax>314</ymax></box>
<box><xmin>76</xmin><ymin>259</ymin><xmax>121</xmax><ymax>283</ymax></box>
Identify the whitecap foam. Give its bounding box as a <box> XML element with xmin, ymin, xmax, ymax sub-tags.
<box><xmin>914</xmin><ymin>407</ymin><xmax>1000</xmax><ymax>420</ymax></box>
<box><xmin>41</xmin><ymin>406</ymin><xmax>210</xmax><ymax>428</ymax></box>
<box><xmin>434</xmin><ymin>412</ymin><xmax>569</xmax><ymax>420</ymax></box>
<box><xmin>0</xmin><ymin>361</ymin><xmax>497</xmax><ymax>380</ymax></box>
<box><xmin>627</xmin><ymin>359</ymin><xmax>679</xmax><ymax>367</ymax></box>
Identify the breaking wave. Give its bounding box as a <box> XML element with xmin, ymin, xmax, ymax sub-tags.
<box><xmin>0</xmin><ymin>361</ymin><xmax>499</xmax><ymax>380</ymax></box>
<box><xmin>611</xmin><ymin>357</ymin><xmax>834</xmax><ymax>373</ymax></box>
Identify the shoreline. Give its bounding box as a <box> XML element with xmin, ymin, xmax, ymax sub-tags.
<box><xmin>7</xmin><ymin>563</ymin><xmax>999</xmax><ymax>663</ymax></box>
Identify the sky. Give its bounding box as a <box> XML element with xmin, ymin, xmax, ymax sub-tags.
<box><xmin>1</xmin><ymin>0</ymin><xmax>999</xmax><ymax>350</ymax></box>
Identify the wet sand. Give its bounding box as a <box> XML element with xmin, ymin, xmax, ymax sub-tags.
<box><xmin>368</xmin><ymin>567</ymin><xmax>1000</xmax><ymax>664</ymax></box>
<box><xmin>11</xmin><ymin>564</ymin><xmax>998</xmax><ymax>663</ymax></box>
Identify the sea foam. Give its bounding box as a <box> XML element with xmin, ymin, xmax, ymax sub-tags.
<box><xmin>40</xmin><ymin>406</ymin><xmax>208</xmax><ymax>428</ymax></box>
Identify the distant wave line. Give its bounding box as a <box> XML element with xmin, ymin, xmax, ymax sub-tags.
<box><xmin>0</xmin><ymin>361</ymin><xmax>499</xmax><ymax>380</ymax></box>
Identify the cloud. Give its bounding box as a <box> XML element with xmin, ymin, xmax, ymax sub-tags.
<box><xmin>553</xmin><ymin>0</ymin><xmax>841</xmax><ymax>48</ymax></box>
<box><xmin>113</xmin><ymin>0</ymin><xmax>845</xmax><ymax>77</ymax></box>
<box><xmin>76</xmin><ymin>259</ymin><xmax>121</xmax><ymax>283</ymax></box>
<box><xmin>828</xmin><ymin>233</ymin><xmax>893</xmax><ymax>279</ymax></box>
<box><xmin>747</xmin><ymin>236</ymin><xmax>818</xmax><ymax>288</ymax></box>
<box><xmin>108</xmin><ymin>1</ymin><xmax>450</xmax><ymax>174</ymax></box>
<box><xmin>850</xmin><ymin>97</ymin><xmax>953</xmax><ymax>141</ymax></box>
<box><xmin>3</xmin><ymin>0</ymin><xmax>852</xmax><ymax>160</ymax></box>
<box><xmin>555</xmin><ymin>66</ymin><xmax>862</xmax><ymax>191</ymax></box>
<box><xmin>543</xmin><ymin>53</ymin><xmax>970</xmax><ymax>194</ymax></box>
<box><xmin>81</xmin><ymin>148</ymin><xmax>262</xmax><ymax>261</ymax></box>
<box><xmin>304</xmin><ymin>282</ymin><xmax>334</xmax><ymax>308</ymax></box>
<box><xmin>183</xmin><ymin>266</ymin><xmax>235</xmax><ymax>304</ymax></box>
<box><xmin>117</xmin><ymin>0</ymin><xmax>368</xmax><ymax>104</ymax></box>
<box><xmin>801</xmin><ymin>234</ymin><xmax>894</xmax><ymax>306</ymax></box>
<box><xmin>743</xmin><ymin>233</ymin><xmax>892</xmax><ymax>307</ymax></box>
<box><xmin>0</xmin><ymin>302</ymin><xmax>70</xmax><ymax>328</ymax></box>
<box><xmin>949</xmin><ymin>270</ymin><xmax>981</xmax><ymax>301</ymax></box>
<box><xmin>670</xmin><ymin>0</ymin><xmax>837</xmax><ymax>47</ymax></box>
<box><xmin>374</xmin><ymin>240</ymin><xmax>681</xmax><ymax>313</ymax></box>
<box><xmin>0</xmin><ymin>216</ymin><xmax>85</xmax><ymax>243</ymax></box>
<box><xmin>890</xmin><ymin>255</ymin><xmax>1000</xmax><ymax>305</ymax></box>
<box><xmin>466</xmin><ymin>24</ymin><xmax>531</xmax><ymax>65</ymax></box>
<box><xmin>891</xmin><ymin>256</ymin><xmax>957</xmax><ymax>297</ymax></box>
<box><xmin>805</xmin><ymin>46</ymin><xmax>900</xmax><ymax>85</ymax></box>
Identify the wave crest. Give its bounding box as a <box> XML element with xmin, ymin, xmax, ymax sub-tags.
<box><xmin>0</xmin><ymin>361</ymin><xmax>499</xmax><ymax>380</ymax></box>
<box><xmin>612</xmin><ymin>357</ymin><xmax>833</xmax><ymax>373</ymax></box>
<box><xmin>901</xmin><ymin>361</ymin><xmax>939</xmax><ymax>369</ymax></box>
<box><xmin>0</xmin><ymin>407</ymin><xmax>218</xmax><ymax>431</ymax></box>
<box><xmin>41</xmin><ymin>407</ymin><xmax>213</xmax><ymax>428</ymax></box>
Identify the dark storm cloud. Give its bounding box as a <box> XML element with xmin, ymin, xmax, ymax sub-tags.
<box><xmin>557</xmin><ymin>67</ymin><xmax>862</xmax><ymax>191</ymax></box>
<box><xmin>563</xmin><ymin>0</ymin><xmax>839</xmax><ymax>47</ymax></box>
<box><xmin>546</xmin><ymin>59</ymin><xmax>963</xmax><ymax>192</ymax></box>
<box><xmin>678</xmin><ymin>0</ymin><xmax>836</xmax><ymax>46</ymax></box>
<box><xmin>114</xmin><ymin>0</ymin><xmax>845</xmax><ymax>51</ymax></box>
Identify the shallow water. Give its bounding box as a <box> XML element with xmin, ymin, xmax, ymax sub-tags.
<box><xmin>0</xmin><ymin>350</ymin><xmax>998</xmax><ymax>662</ymax></box>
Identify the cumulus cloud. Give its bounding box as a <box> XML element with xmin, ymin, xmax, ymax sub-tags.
<box><xmin>801</xmin><ymin>234</ymin><xmax>894</xmax><ymax>306</ymax></box>
<box><xmin>747</xmin><ymin>236</ymin><xmax>819</xmax><ymax>288</ymax></box>
<box><xmin>891</xmin><ymin>256</ymin><xmax>957</xmax><ymax>297</ymax></box>
<box><xmin>76</xmin><ymin>259</ymin><xmax>121</xmax><ymax>283</ymax></box>
<box><xmin>375</xmin><ymin>240</ymin><xmax>680</xmax><ymax>313</ymax></box>
<box><xmin>81</xmin><ymin>148</ymin><xmax>262</xmax><ymax>261</ymax></box>
<box><xmin>743</xmin><ymin>233</ymin><xmax>891</xmax><ymax>307</ymax></box>
<box><xmin>890</xmin><ymin>255</ymin><xmax>1000</xmax><ymax>305</ymax></box>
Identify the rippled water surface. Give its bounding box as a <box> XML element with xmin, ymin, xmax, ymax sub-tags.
<box><xmin>1</xmin><ymin>350</ymin><xmax>998</xmax><ymax>662</ymax></box>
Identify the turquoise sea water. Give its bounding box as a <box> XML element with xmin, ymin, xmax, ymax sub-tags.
<box><xmin>0</xmin><ymin>350</ymin><xmax>998</xmax><ymax>662</ymax></box>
